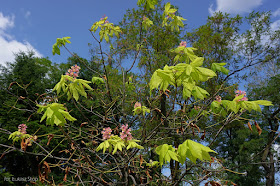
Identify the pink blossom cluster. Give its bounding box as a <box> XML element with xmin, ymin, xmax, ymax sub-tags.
<box><xmin>120</xmin><ymin>124</ymin><xmax>133</xmax><ymax>141</ymax></box>
<box><xmin>235</xmin><ymin>90</ymin><xmax>248</xmax><ymax>101</ymax></box>
<box><xmin>18</xmin><ymin>124</ymin><xmax>27</xmax><ymax>134</ymax></box>
<box><xmin>194</xmin><ymin>106</ymin><xmax>200</xmax><ymax>111</ymax></box>
<box><xmin>215</xmin><ymin>95</ymin><xmax>222</xmax><ymax>102</ymax></box>
<box><xmin>179</xmin><ymin>41</ymin><xmax>187</xmax><ymax>47</ymax></box>
<box><xmin>65</xmin><ymin>64</ymin><xmax>80</xmax><ymax>79</ymax></box>
<box><xmin>101</xmin><ymin>124</ymin><xmax>133</xmax><ymax>141</ymax></box>
<box><xmin>101</xmin><ymin>127</ymin><xmax>112</xmax><ymax>140</ymax></box>
<box><xmin>100</xmin><ymin>17</ymin><xmax>109</xmax><ymax>24</ymax></box>
<box><xmin>143</xmin><ymin>16</ymin><xmax>147</xmax><ymax>21</ymax></box>
<box><xmin>134</xmin><ymin>102</ymin><xmax>141</xmax><ymax>108</ymax></box>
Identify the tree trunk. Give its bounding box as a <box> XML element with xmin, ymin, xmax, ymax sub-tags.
<box><xmin>265</xmin><ymin>151</ymin><xmax>275</xmax><ymax>186</ymax></box>
<box><xmin>262</xmin><ymin>116</ymin><xmax>279</xmax><ymax>186</ymax></box>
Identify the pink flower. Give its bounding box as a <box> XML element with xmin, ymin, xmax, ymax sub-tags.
<box><xmin>235</xmin><ymin>90</ymin><xmax>248</xmax><ymax>102</ymax></box>
<box><xmin>241</xmin><ymin>97</ymin><xmax>248</xmax><ymax>101</ymax></box>
<box><xmin>100</xmin><ymin>16</ymin><xmax>109</xmax><ymax>24</ymax></box>
<box><xmin>120</xmin><ymin>124</ymin><xmax>133</xmax><ymax>141</ymax></box>
<box><xmin>179</xmin><ymin>41</ymin><xmax>187</xmax><ymax>47</ymax></box>
<box><xmin>235</xmin><ymin>90</ymin><xmax>246</xmax><ymax>96</ymax></box>
<box><xmin>101</xmin><ymin>127</ymin><xmax>112</xmax><ymax>140</ymax></box>
<box><xmin>18</xmin><ymin>124</ymin><xmax>27</xmax><ymax>134</ymax></box>
<box><xmin>65</xmin><ymin>64</ymin><xmax>81</xmax><ymax>80</ymax></box>
<box><xmin>215</xmin><ymin>95</ymin><xmax>221</xmax><ymax>102</ymax></box>
<box><xmin>134</xmin><ymin>102</ymin><xmax>141</xmax><ymax>109</ymax></box>
<box><xmin>194</xmin><ymin>106</ymin><xmax>200</xmax><ymax>111</ymax></box>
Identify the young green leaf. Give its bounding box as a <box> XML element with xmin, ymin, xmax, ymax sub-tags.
<box><xmin>37</xmin><ymin>103</ymin><xmax>76</xmax><ymax>126</ymax></box>
<box><xmin>192</xmin><ymin>86</ymin><xmax>209</xmax><ymax>100</ymax></box>
<box><xmin>8</xmin><ymin>131</ymin><xmax>32</xmax><ymax>142</ymax></box>
<box><xmin>146</xmin><ymin>160</ymin><xmax>160</xmax><ymax>167</ymax></box>
<box><xmin>181</xmin><ymin>139</ymin><xmax>216</xmax><ymax>164</ymax></box>
<box><xmin>252</xmin><ymin>100</ymin><xmax>273</xmax><ymax>106</ymax></box>
<box><xmin>155</xmin><ymin>144</ymin><xmax>179</xmax><ymax>166</ymax></box>
<box><xmin>211</xmin><ymin>63</ymin><xmax>229</xmax><ymax>75</ymax></box>
<box><xmin>52</xmin><ymin>37</ymin><xmax>71</xmax><ymax>56</ymax></box>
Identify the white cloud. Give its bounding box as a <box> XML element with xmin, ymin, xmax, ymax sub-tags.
<box><xmin>209</xmin><ymin>0</ymin><xmax>263</xmax><ymax>15</ymax></box>
<box><xmin>0</xmin><ymin>12</ymin><xmax>14</xmax><ymax>30</ymax></box>
<box><xmin>271</xmin><ymin>19</ymin><xmax>280</xmax><ymax>31</ymax></box>
<box><xmin>24</xmin><ymin>11</ymin><xmax>31</xmax><ymax>19</ymax></box>
<box><xmin>272</xmin><ymin>8</ymin><xmax>280</xmax><ymax>17</ymax></box>
<box><xmin>0</xmin><ymin>12</ymin><xmax>42</xmax><ymax>66</ymax></box>
<box><xmin>0</xmin><ymin>38</ymin><xmax>42</xmax><ymax>65</ymax></box>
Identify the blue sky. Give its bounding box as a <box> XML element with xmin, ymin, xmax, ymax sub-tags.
<box><xmin>0</xmin><ymin>0</ymin><xmax>280</xmax><ymax>66</ymax></box>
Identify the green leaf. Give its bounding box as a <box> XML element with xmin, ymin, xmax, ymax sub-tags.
<box><xmin>133</xmin><ymin>106</ymin><xmax>150</xmax><ymax>116</ymax></box>
<box><xmin>211</xmin><ymin>63</ymin><xmax>229</xmax><ymax>75</ymax></box>
<box><xmin>96</xmin><ymin>142</ymin><xmax>104</xmax><ymax>152</ymax></box>
<box><xmin>52</xmin><ymin>37</ymin><xmax>71</xmax><ymax>56</ymax></box>
<box><xmin>104</xmin><ymin>34</ymin><xmax>109</xmax><ymax>42</ymax></box>
<box><xmin>142</xmin><ymin>16</ymin><xmax>153</xmax><ymax>30</ymax></box>
<box><xmin>146</xmin><ymin>160</ymin><xmax>160</xmax><ymax>167</ymax></box>
<box><xmin>190</xmin><ymin>57</ymin><xmax>204</xmax><ymax>67</ymax></box>
<box><xmin>149</xmin><ymin>70</ymin><xmax>162</xmax><ymax>92</ymax></box>
<box><xmin>183</xmin><ymin>139</ymin><xmax>216</xmax><ymax>164</ymax></box>
<box><xmin>164</xmin><ymin>2</ymin><xmax>171</xmax><ymax>13</ymax></box>
<box><xmin>252</xmin><ymin>100</ymin><xmax>273</xmax><ymax>106</ymax></box>
<box><xmin>52</xmin><ymin>43</ymin><xmax>60</xmax><ymax>55</ymax></box>
<box><xmin>112</xmin><ymin>141</ymin><xmax>125</xmax><ymax>155</ymax></box>
<box><xmin>233</xmin><ymin>94</ymin><xmax>244</xmax><ymax>102</ymax></box>
<box><xmin>155</xmin><ymin>144</ymin><xmax>179</xmax><ymax>166</ymax></box>
<box><xmin>37</xmin><ymin>103</ymin><xmax>76</xmax><ymax>126</ymax></box>
<box><xmin>177</xmin><ymin>143</ymin><xmax>188</xmax><ymax>164</ymax></box>
<box><xmin>186</xmin><ymin>48</ymin><xmax>198</xmax><ymax>62</ymax></box>
<box><xmin>71</xmin><ymin>86</ymin><xmax>79</xmax><ymax>101</ymax></box>
<box><xmin>185</xmin><ymin>64</ymin><xmax>192</xmax><ymax>76</ymax></box>
<box><xmin>92</xmin><ymin>77</ymin><xmax>104</xmax><ymax>84</ymax></box>
<box><xmin>222</xmin><ymin>100</ymin><xmax>239</xmax><ymax>113</ymax></box>
<box><xmin>240</xmin><ymin>101</ymin><xmax>261</xmax><ymax>112</ymax></box>
<box><xmin>192</xmin><ymin>86</ymin><xmax>209</xmax><ymax>100</ymax></box>
<box><xmin>182</xmin><ymin>79</ymin><xmax>195</xmax><ymax>99</ymax></box>
<box><xmin>137</xmin><ymin>0</ymin><xmax>145</xmax><ymax>6</ymax></box>
<box><xmin>196</xmin><ymin>67</ymin><xmax>216</xmax><ymax>78</ymax></box>
<box><xmin>8</xmin><ymin>131</ymin><xmax>31</xmax><ymax>142</ymax></box>
<box><xmin>57</xmin><ymin>77</ymin><xmax>92</xmax><ymax>101</ymax></box>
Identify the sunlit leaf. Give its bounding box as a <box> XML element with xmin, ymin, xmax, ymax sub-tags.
<box><xmin>37</xmin><ymin>103</ymin><xmax>76</xmax><ymax>126</ymax></box>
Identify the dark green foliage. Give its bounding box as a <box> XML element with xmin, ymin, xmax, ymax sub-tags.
<box><xmin>0</xmin><ymin>51</ymin><xmax>65</xmax><ymax>183</ymax></box>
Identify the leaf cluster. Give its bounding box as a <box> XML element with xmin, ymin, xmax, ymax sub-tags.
<box><xmin>162</xmin><ymin>2</ymin><xmax>186</xmax><ymax>31</ymax></box>
<box><xmin>96</xmin><ymin>136</ymin><xmax>143</xmax><ymax>154</ymax></box>
<box><xmin>211</xmin><ymin>97</ymin><xmax>273</xmax><ymax>115</ymax></box>
<box><xmin>37</xmin><ymin>103</ymin><xmax>76</xmax><ymax>126</ymax></box>
<box><xmin>133</xmin><ymin>105</ymin><xmax>151</xmax><ymax>116</ymax></box>
<box><xmin>53</xmin><ymin>75</ymin><xmax>92</xmax><ymax>101</ymax></box>
<box><xmin>52</xmin><ymin>37</ymin><xmax>71</xmax><ymax>55</ymax></box>
<box><xmin>90</xmin><ymin>17</ymin><xmax>121</xmax><ymax>42</ymax></box>
<box><xmin>155</xmin><ymin>139</ymin><xmax>216</xmax><ymax>166</ymax></box>
<box><xmin>8</xmin><ymin>131</ymin><xmax>32</xmax><ymax>142</ymax></box>
<box><xmin>150</xmin><ymin>53</ymin><xmax>217</xmax><ymax>100</ymax></box>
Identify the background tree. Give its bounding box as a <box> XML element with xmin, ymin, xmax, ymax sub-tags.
<box><xmin>0</xmin><ymin>51</ymin><xmax>65</xmax><ymax>182</ymax></box>
<box><xmin>186</xmin><ymin>11</ymin><xmax>280</xmax><ymax>185</ymax></box>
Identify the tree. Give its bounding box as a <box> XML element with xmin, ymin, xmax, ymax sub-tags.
<box><xmin>0</xmin><ymin>1</ymin><xmax>276</xmax><ymax>185</ymax></box>
<box><xmin>248</xmin><ymin>73</ymin><xmax>280</xmax><ymax>186</ymax></box>
<box><xmin>186</xmin><ymin>11</ymin><xmax>280</xmax><ymax>185</ymax></box>
<box><xmin>0</xmin><ymin>51</ymin><xmax>64</xmax><ymax>182</ymax></box>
